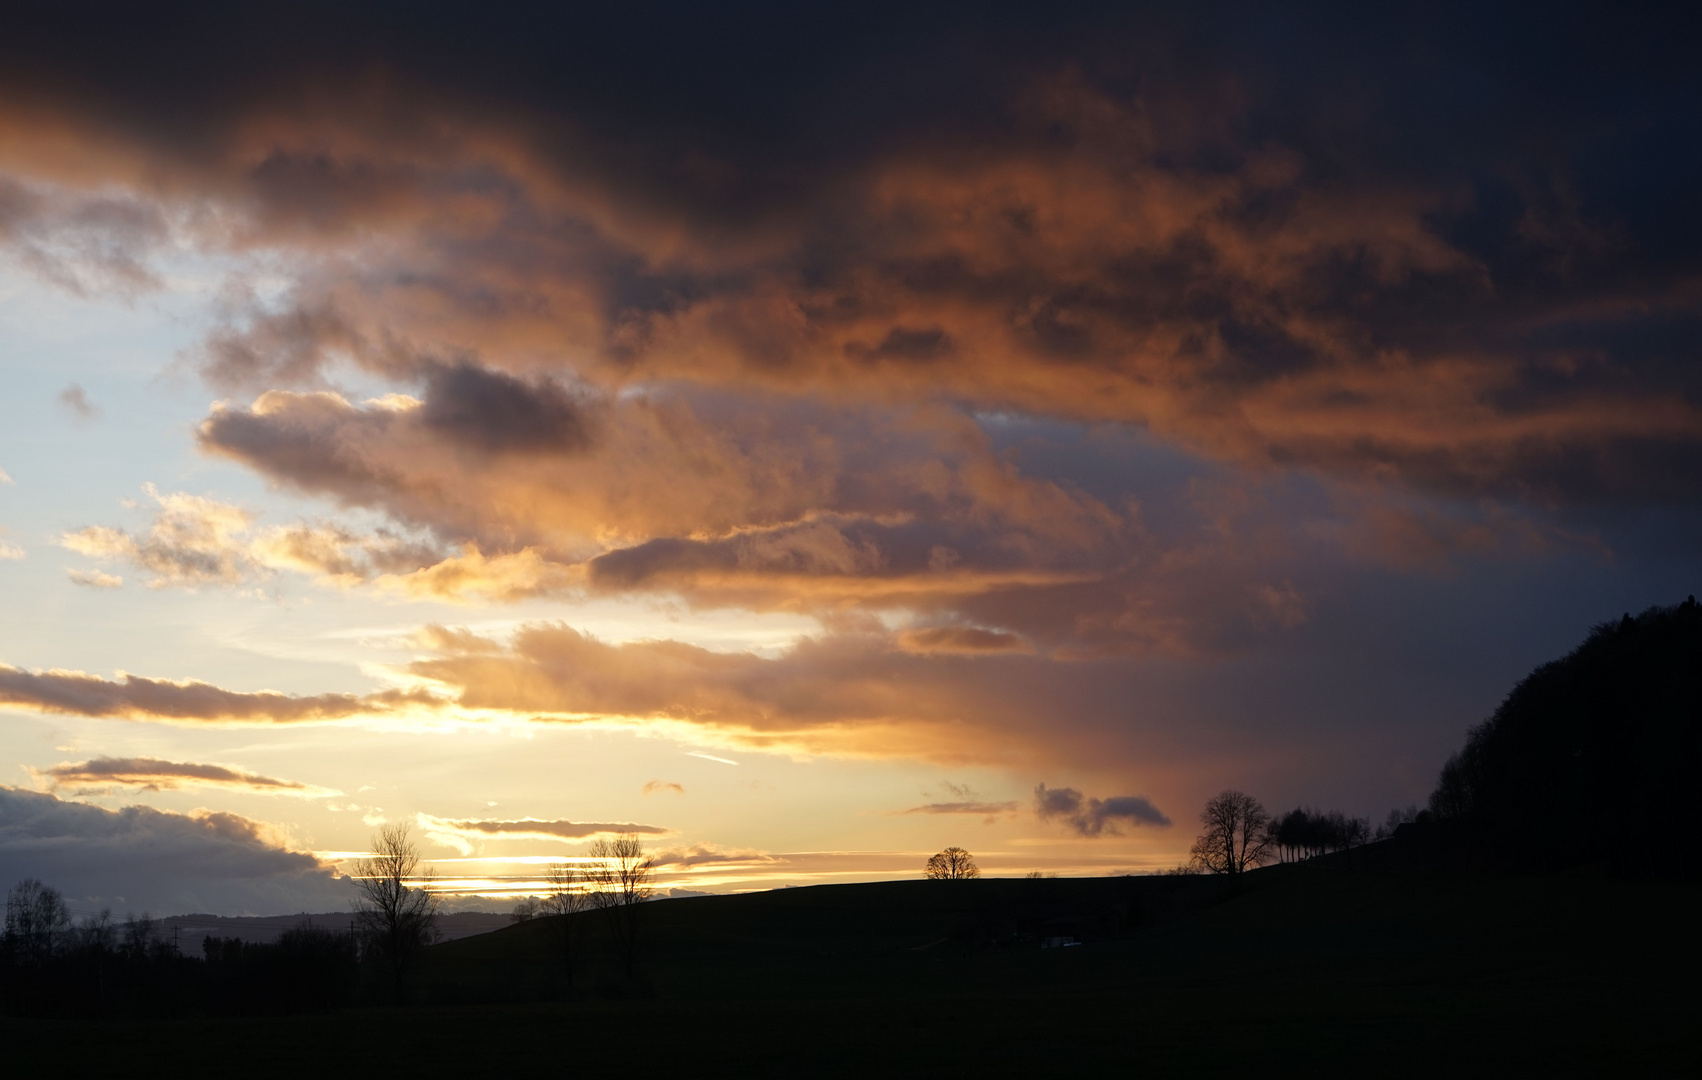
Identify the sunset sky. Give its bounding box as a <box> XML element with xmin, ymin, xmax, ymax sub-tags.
<box><xmin>0</xmin><ymin>2</ymin><xmax>1697</xmax><ymax>914</ymax></box>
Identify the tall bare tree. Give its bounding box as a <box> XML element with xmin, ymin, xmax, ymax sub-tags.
<box><xmin>352</xmin><ymin>823</ymin><xmax>440</xmax><ymax>1000</ymax></box>
<box><xmin>4</xmin><ymin>878</ymin><xmax>69</xmax><ymax>967</ymax></box>
<box><xmin>924</xmin><ymin>847</ymin><xmax>981</xmax><ymax>879</ymax></box>
<box><xmin>1189</xmin><ymin>790</ymin><xmax>1274</xmax><ymax>876</ymax></box>
<box><xmin>541</xmin><ymin>860</ymin><xmax>594</xmax><ymax>989</ymax></box>
<box><xmin>586</xmin><ymin>834</ymin><xmax>654</xmax><ymax>981</ymax></box>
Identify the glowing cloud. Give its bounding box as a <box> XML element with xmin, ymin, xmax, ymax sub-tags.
<box><xmin>417</xmin><ymin>813</ymin><xmax>671</xmax><ymax>855</ymax></box>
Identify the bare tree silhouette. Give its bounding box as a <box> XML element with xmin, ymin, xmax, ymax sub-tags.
<box><xmin>541</xmin><ymin>859</ymin><xmax>594</xmax><ymax>989</ymax></box>
<box><xmin>924</xmin><ymin>847</ymin><xmax>981</xmax><ymax>879</ymax></box>
<box><xmin>509</xmin><ymin>898</ymin><xmax>542</xmax><ymax>923</ymax></box>
<box><xmin>1189</xmin><ymin>791</ymin><xmax>1273</xmax><ymax>876</ymax></box>
<box><xmin>351</xmin><ymin>823</ymin><xmax>440</xmax><ymax>1000</ymax></box>
<box><xmin>587</xmin><ymin>834</ymin><xmax>654</xmax><ymax>982</ymax></box>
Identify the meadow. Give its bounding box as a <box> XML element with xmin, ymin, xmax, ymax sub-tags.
<box><xmin>4</xmin><ymin>863</ymin><xmax>1696</xmax><ymax>1078</ymax></box>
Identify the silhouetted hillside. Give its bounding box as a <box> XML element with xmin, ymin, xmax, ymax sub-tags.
<box><xmin>1427</xmin><ymin>597</ymin><xmax>1701</xmax><ymax>874</ymax></box>
<box><xmin>162</xmin><ymin>911</ymin><xmax>510</xmax><ymax>947</ymax></box>
<box><xmin>6</xmin><ymin>868</ymin><xmax>1697</xmax><ymax>1077</ymax></box>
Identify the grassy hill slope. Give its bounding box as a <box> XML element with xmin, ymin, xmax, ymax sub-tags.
<box><xmin>5</xmin><ymin>866</ymin><xmax>1695</xmax><ymax>1077</ymax></box>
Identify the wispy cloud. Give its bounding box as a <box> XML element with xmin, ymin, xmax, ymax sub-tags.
<box><xmin>649</xmin><ymin>844</ymin><xmax>781</xmax><ymax>870</ymax></box>
<box><xmin>642</xmin><ymin>780</ymin><xmax>685</xmax><ymax>796</ymax></box>
<box><xmin>0</xmin><ymin>661</ymin><xmax>435</xmax><ymax>725</ymax></box>
<box><xmin>66</xmin><ymin>567</ymin><xmax>121</xmax><ymax>588</ymax></box>
<box><xmin>899</xmin><ymin>801</ymin><xmax>1019</xmax><ymax>818</ymax></box>
<box><xmin>60</xmin><ymin>484</ymin><xmax>444</xmax><ymax>593</ymax></box>
<box><xmin>57</xmin><ymin>383</ymin><xmax>98</xmax><ymax>419</ymax></box>
<box><xmin>416</xmin><ymin>813</ymin><xmax>671</xmax><ymax>855</ymax></box>
<box><xmin>33</xmin><ymin>756</ymin><xmax>338</xmax><ymax>797</ymax></box>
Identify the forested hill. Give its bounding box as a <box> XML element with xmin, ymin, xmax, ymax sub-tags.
<box><xmin>1426</xmin><ymin>597</ymin><xmax>1700</xmax><ymax>874</ymax></box>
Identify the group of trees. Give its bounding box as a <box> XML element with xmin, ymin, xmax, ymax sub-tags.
<box><xmin>522</xmin><ymin>833</ymin><xmax>656</xmax><ymax>986</ymax></box>
<box><xmin>921</xmin><ymin>794</ymin><xmax>1383</xmax><ymax>884</ymax></box>
<box><xmin>2</xmin><ymin>822</ymin><xmax>662</xmax><ymax>1016</ymax></box>
<box><xmin>920</xmin><ymin>599</ymin><xmax>1702</xmax><ymax>889</ymax></box>
<box><xmin>200</xmin><ymin>925</ymin><xmax>356</xmax><ymax>1014</ymax></box>
<box><xmin>1164</xmin><ymin>602</ymin><xmax>1700</xmax><ymax>881</ymax></box>
<box><xmin>4</xmin><ymin>878</ymin><xmax>184</xmax><ymax>972</ymax></box>
<box><xmin>376</xmin><ymin>824</ymin><xmax>658</xmax><ymax>995</ymax></box>
<box><xmin>1185</xmin><ymin>792</ymin><xmax>1395</xmax><ymax>875</ymax></box>
<box><xmin>1270</xmin><ymin>807</ymin><xmax>1373</xmax><ymax>862</ymax></box>
<box><xmin>2</xmin><ymin>878</ymin><xmax>217</xmax><ymax>1016</ymax></box>
<box><xmin>1</xmin><ymin>876</ymin><xmax>363</xmax><ymax>1018</ymax></box>
<box><xmin>1425</xmin><ymin>599</ymin><xmax>1700</xmax><ymax>874</ymax></box>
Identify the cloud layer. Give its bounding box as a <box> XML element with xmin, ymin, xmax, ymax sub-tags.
<box><xmin>17</xmin><ymin>6</ymin><xmax>1689</xmax><ymax>667</ymax></box>
<box><xmin>0</xmin><ymin>2</ymin><xmax>1698</xmax><ymax>902</ymax></box>
<box><xmin>0</xmin><ymin>787</ymin><xmax>349</xmax><ymax>914</ymax></box>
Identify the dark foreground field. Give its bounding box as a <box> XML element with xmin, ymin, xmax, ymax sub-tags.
<box><xmin>6</xmin><ymin>866</ymin><xmax>1698</xmax><ymax>1078</ymax></box>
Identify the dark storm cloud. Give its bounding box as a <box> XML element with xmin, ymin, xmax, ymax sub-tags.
<box><xmin>0</xmin><ymin>786</ymin><xmax>350</xmax><ymax>914</ymax></box>
<box><xmin>0</xmin><ymin>1</ymin><xmax>1697</xmax><ymax>504</ymax></box>
<box><xmin>1033</xmin><ymin>782</ymin><xmax>1170</xmax><ymax>835</ymax></box>
<box><xmin>418</xmin><ymin>363</ymin><xmax>594</xmax><ymax>455</ymax></box>
<box><xmin>1</xmin><ymin>0</ymin><xmax>1699</xmax><ymax>812</ymax></box>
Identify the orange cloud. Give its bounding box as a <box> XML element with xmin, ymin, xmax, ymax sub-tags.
<box><xmin>60</xmin><ymin>485</ymin><xmax>444</xmax><ymax>592</ymax></box>
<box><xmin>896</xmin><ymin>626</ymin><xmax>1033</xmax><ymax>655</ymax></box>
<box><xmin>398</xmin><ymin>620</ymin><xmax>1150</xmax><ymax>764</ymax></box>
<box><xmin>0</xmin><ymin>65</ymin><xmax>1687</xmax><ymax>510</ymax></box>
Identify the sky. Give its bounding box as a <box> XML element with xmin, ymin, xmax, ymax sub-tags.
<box><xmin>0</xmin><ymin>1</ymin><xmax>1697</xmax><ymax>915</ymax></box>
